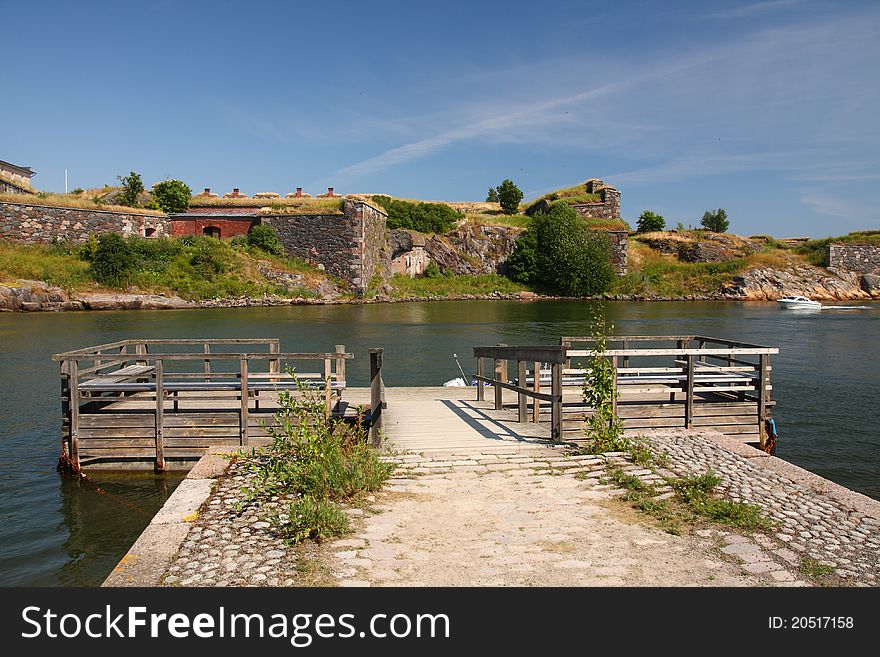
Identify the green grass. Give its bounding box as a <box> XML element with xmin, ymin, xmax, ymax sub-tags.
<box><xmin>388</xmin><ymin>273</ymin><xmax>531</xmax><ymax>298</ymax></box>
<box><xmin>0</xmin><ymin>241</ymin><xmax>93</xmax><ymax>289</ymax></box>
<box><xmin>0</xmin><ymin>236</ymin><xmax>325</xmax><ymax>301</ymax></box>
<box><xmin>800</xmin><ymin>557</ymin><xmax>835</xmax><ymax>578</ymax></box>
<box><xmin>189</xmin><ymin>196</ymin><xmax>345</xmax><ymax>214</ymax></box>
<box><xmin>464</xmin><ymin>213</ymin><xmax>531</xmax><ymax>229</ymax></box>
<box><xmin>0</xmin><ymin>191</ymin><xmax>165</xmax><ymax>215</ymax></box>
<box><xmin>607</xmin><ymin>466</ymin><xmax>775</xmax><ymax>535</ymax></box>
<box><xmin>280</xmin><ymin>496</ymin><xmax>349</xmax><ymax>543</ymax></box>
<box><xmin>525</xmin><ymin>183</ymin><xmax>602</xmax><ymax>210</ymax></box>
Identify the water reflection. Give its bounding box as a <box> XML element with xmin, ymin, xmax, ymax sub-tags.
<box><xmin>54</xmin><ymin>472</ymin><xmax>183</xmax><ymax>586</ymax></box>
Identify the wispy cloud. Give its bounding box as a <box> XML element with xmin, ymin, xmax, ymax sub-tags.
<box><xmin>709</xmin><ymin>0</ymin><xmax>808</xmax><ymax>19</ymax></box>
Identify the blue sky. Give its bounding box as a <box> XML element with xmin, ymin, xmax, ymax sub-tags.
<box><xmin>2</xmin><ymin>0</ymin><xmax>878</xmax><ymax>237</ymax></box>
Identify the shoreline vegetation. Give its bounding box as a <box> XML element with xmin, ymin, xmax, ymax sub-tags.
<box><xmin>1</xmin><ymin>227</ymin><xmax>878</xmax><ymax>312</ymax></box>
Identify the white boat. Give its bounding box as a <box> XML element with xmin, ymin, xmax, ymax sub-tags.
<box><xmin>777</xmin><ymin>296</ymin><xmax>822</xmax><ymax>309</ymax></box>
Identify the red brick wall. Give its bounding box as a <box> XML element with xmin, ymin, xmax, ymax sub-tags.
<box><xmin>170</xmin><ymin>217</ymin><xmax>257</xmax><ymax>238</ymax></box>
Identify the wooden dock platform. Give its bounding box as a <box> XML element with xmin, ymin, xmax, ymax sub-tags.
<box><xmin>53</xmin><ymin>334</ymin><xmax>778</xmax><ymax>471</ymax></box>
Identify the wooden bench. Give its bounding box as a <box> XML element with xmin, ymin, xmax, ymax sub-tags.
<box><xmin>79</xmin><ymin>365</ymin><xmax>155</xmax><ymax>396</ymax></box>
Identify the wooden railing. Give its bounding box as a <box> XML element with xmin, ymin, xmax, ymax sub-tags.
<box><xmin>472</xmin><ymin>345</ymin><xmax>568</xmax><ymax>442</ymax></box>
<box><xmin>53</xmin><ymin>339</ymin><xmax>356</xmax><ymax>472</ymax></box>
<box><xmin>474</xmin><ymin>336</ymin><xmax>779</xmax><ymax>447</ymax></box>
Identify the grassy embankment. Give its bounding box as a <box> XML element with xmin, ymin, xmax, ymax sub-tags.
<box><xmin>0</xmin><ymin>190</ymin><xmax>166</xmax><ymax>216</ymax></box>
<box><xmin>0</xmin><ymin>237</ymin><xmax>329</xmax><ymax>301</ymax></box>
<box><xmin>388</xmin><ymin>273</ymin><xmax>531</xmax><ymax>298</ymax></box>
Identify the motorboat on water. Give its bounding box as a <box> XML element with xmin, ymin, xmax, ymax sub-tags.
<box><xmin>777</xmin><ymin>296</ymin><xmax>822</xmax><ymax>309</ymax></box>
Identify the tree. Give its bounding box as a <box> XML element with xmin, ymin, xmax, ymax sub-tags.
<box><xmin>91</xmin><ymin>232</ymin><xmax>133</xmax><ymax>288</ymax></box>
<box><xmin>534</xmin><ymin>203</ymin><xmax>615</xmax><ymax>295</ymax></box>
<box><xmin>486</xmin><ymin>187</ymin><xmax>499</xmax><ymax>203</ymax></box>
<box><xmin>636</xmin><ymin>210</ymin><xmax>665</xmax><ymax>233</ymax></box>
<box><xmin>701</xmin><ymin>208</ymin><xmax>729</xmax><ymax>233</ymax></box>
<box><xmin>506</xmin><ymin>229</ymin><xmax>538</xmax><ymax>283</ymax></box>
<box><xmin>495</xmin><ymin>179</ymin><xmax>523</xmax><ymax>215</ymax></box>
<box><xmin>117</xmin><ymin>172</ymin><xmax>144</xmax><ymax>208</ymax></box>
<box><xmin>151</xmin><ymin>179</ymin><xmax>192</xmax><ymax>213</ymax></box>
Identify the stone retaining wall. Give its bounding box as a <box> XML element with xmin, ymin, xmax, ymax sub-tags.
<box><xmin>0</xmin><ymin>201</ymin><xmax>169</xmax><ymax>242</ymax></box>
<box><xmin>826</xmin><ymin>243</ymin><xmax>880</xmax><ymax>275</ymax></box>
<box><xmin>263</xmin><ymin>200</ymin><xmax>388</xmax><ymax>295</ymax></box>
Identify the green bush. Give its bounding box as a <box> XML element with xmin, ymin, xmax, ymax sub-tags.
<box><xmin>486</xmin><ymin>187</ymin><xmax>498</xmax><ymax>202</ymax></box>
<box><xmin>371</xmin><ymin>195</ymin><xmax>462</xmax><ymax>233</ymax></box>
<box><xmin>495</xmin><ymin>179</ymin><xmax>523</xmax><ymax>215</ymax></box>
<box><xmin>91</xmin><ymin>232</ymin><xmax>134</xmax><ymax>287</ymax></box>
<box><xmin>637</xmin><ymin>210</ymin><xmax>665</xmax><ymax>233</ymax></box>
<box><xmin>534</xmin><ymin>203</ymin><xmax>615</xmax><ymax>296</ymax></box>
<box><xmin>151</xmin><ymin>179</ymin><xmax>191</xmax><ymax>213</ymax></box>
<box><xmin>506</xmin><ymin>228</ymin><xmax>538</xmax><ymax>284</ymax></box>
<box><xmin>701</xmin><ymin>208</ymin><xmax>729</xmax><ymax>233</ymax></box>
<box><xmin>422</xmin><ymin>261</ymin><xmax>443</xmax><ymax>278</ymax></box>
<box><xmin>246</xmin><ymin>224</ymin><xmax>285</xmax><ymax>256</ymax></box>
<box><xmin>189</xmin><ymin>238</ymin><xmax>231</xmax><ymax>278</ymax></box>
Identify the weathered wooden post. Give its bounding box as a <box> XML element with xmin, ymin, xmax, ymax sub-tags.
<box><xmin>758</xmin><ymin>353</ymin><xmax>770</xmax><ymax>449</ymax></box>
<box><xmin>335</xmin><ymin>344</ymin><xmax>346</xmax><ymax>385</ymax></box>
<box><xmin>369</xmin><ymin>348</ymin><xmax>385</xmax><ymax>447</ymax></box>
<box><xmin>269</xmin><ymin>339</ymin><xmax>281</xmax><ymax>375</ymax></box>
<box><xmin>551</xmin><ymin>361</ymin><xmax>563</xmax><ymax>442</ymax></box>
<box><xmin>324</xmin><ymin>356</ymin><xmax>333</xmax><ymax>420</ymax></box>
<box><xmin>685</xmin><ymin>354</ymin><xmax>695</xmax><ymax>429</ymax></box>
<box><xmin>517</xmin><ymin>359</ymin><xmax>527</xmax><ymax>422</ymax></box>
<box><xmin>494</xmin><ymin>343</ymin><xmax>507</xmax><ymax>411</ymax></box>
<box><xmin>239</xmin><ymin>358</ymin><xmax>249</xmax><ymax>446</ymax></box>
<box><xmin>155</xmin><ymin>359</ymin><xmax>165</xmax><ymax>471</ymax></box>
<box><xmin>69</xmin><ymin>359</ymin><xmax>80</xmax><ymax>471</ymax></box>
<box><xmin>476</xmin><ymin>357</ymin><xmax>485</xmax><ymax>402</ymax></box>
<box><xmin>611</xmin><ymin>355</ymin><xmax>618</xmax><ymax>419</ymax></box>
<box><xmin>532</xmin><ymin>361</ymin><xmax>541</xmax><ymax>423</ymax></box>
<box><xmin>203</xmin><ymin>343</ymin><xmax>211</xmax><ymax>382</ymax></box>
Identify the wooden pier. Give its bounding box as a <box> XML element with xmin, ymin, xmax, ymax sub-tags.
<box><xmin>473</xmin><ymin>335</ymin><xmax>778</xmax><ymax>447</ymax></box>
<box><xmin>54</xmin><ymin>335</ymin><xmax>778</xmax><ymax>471</ymax></box>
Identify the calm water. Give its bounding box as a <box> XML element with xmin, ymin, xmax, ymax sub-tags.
<box><xmin>1</xmin><ymin>300</ymin><xmax>878</xmax><ymax>586</ymax></box>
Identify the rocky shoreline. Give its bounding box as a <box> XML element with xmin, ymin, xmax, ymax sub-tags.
<box><xmin>2</xmin><ymin>270</ymin><xmax>877</xmax><ymax>313</ymax></box>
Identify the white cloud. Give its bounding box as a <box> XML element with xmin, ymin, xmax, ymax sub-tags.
<box><xmin>709</xmin><ymin>0</ymin><xmax>809</xmax><ymax>19</ymax></box>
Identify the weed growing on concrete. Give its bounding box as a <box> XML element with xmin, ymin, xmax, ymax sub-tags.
<box><xmin>606</xmin><ymin>466</ymin><xmax>774</xmax><ymax>535</ymax></box>
<box><xmin>800</xmin><ymin>557</ymin><xmax>835</xmax><ymax>578</ymax></box>
<box><xmin>240</xmin><ymin>379</ymin><xmax>392</xmax><ymax>543</ymax></box>
<box><xmin>582</xmin><ymin>311</ymin><xmax>628</xmax><ymax>454</ymax></box>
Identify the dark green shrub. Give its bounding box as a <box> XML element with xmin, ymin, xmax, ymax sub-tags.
<box><xmin>91</xmin><ymin>232</ymin><xmax>133</xmax><ymax>287</ymax></box>
<box><xmin>151</xmin><ymin>179</ymin><xmax>191</xmax><ymax>213</ymax></box>
<box><xmin>486</xmin><ymin>187</ymin><xmax>499</xmax><ymax>202</ymax></box>
<box><xmin>423</xmin><ymin>261</ymin><xmax>443</xmax><ymax>278</ymax></box>
<box><xmin>507</xmin><ymin>229</ymin><xmax>538</xmax><ymax>283</ymax></box>
<box><xmin>637</xmin><ymin>210</ymin><xmax>665</xmax><ymax>233</ymax></box>
<box><xmin>127</xmin><ymin>236</ymin><xmax>182</xmax><ymax>273</ymax></box>
<box><xmin>495</xmin><ymin>179</ymin><xmax>523</xmax><ymax>215</ymax></box>
<box><xmin>701</xmin><ymin>208</ymin><xmax>729</xmax><ymax>233</ymax></box>
<box><xmin>247</xmin><ymin>224</ymin><xmax>285</xmax><ymax>256</ymax></box>
<box><xmin>535</xmin><ymin>203</ymin><xmax>615</xmax><ymax>295</ymax></box>
<box><xmin>371</xmin><ymin>196</ymin><xmax>462</xmax><ymax>233</ymax></box>
<box><xmin>116</xmin><ymin>172</ymin><xmax>144</xmax><ymax>208</ymax></box>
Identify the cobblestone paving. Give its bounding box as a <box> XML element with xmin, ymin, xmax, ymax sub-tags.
<box><xmin>160</xmin><ymin>432</ymin><xmax>880</xmax><ymax>588</ymax></box>
<box><xmin>648</xmin><ymin>430</ymin><xmax>880</xmax><ymax>585</ymax></box>
<box><xmin>162</xmin><ymin>460</ymin><xmax>300</xmax><ymax>587</ymax></box>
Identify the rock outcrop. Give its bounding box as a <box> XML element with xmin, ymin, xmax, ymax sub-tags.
<box><xmin>639</xmin><ymin>232</ymin><xmax>762</xmax><ymax>263</ymax></box>
<box><xmin>721</xmin><ymin>266</ymin><xmax>872</xmax><ymax>300</ymax></box>
<box><xmin>424</xmin><ymin>223</ymin><xmax>523</xmax><ymax>275</ymax></box>
<box><xmin>0</xmin><ymin>281</ymin><xmax>82</xmax><ymax>311</ymax></box>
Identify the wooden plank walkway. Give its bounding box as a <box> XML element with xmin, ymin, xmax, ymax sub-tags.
<box><xmin>376</xmin><ymin>387</ymin><xmax>552</xmax><ymax>454</ymax></box>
